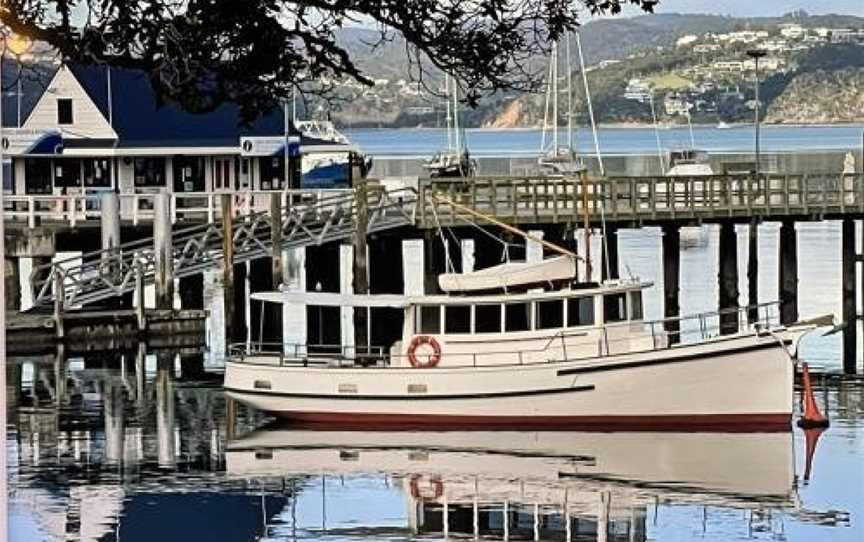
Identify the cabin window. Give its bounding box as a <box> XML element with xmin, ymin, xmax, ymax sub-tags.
<box><xmin>418</xmin><ymin>305</ymin><xmax>441</xmax><ymax>334</ymax></box>
<box><xmin>474</xmin><ymin>304</ymin><xmax>501</xmax><ymax>333</ymax></box>
<box><xmin>630</xmin><ymin>291</ymin><xmax>644</xmax><ymax>320</ymax></box>
<box><xmin>445</xmin><ymin>305</ymin><xmax>471</xmax><ymax>334</ymax></box>
<box><xmin>603</xmin><ymin>293</ymin><xmax>628</xmax><ymax>323</ymax></box>
<box><xmin>505</xmin><ymin>302</ymin><xmax>531</xmax><ymax>332</ymax></box>
<box><xmin>536</xmin><ymin>299</ymin><xmax>563</xmax><ymax>329</ymax></box>
<box><xmin>567</xmin><ymin>297</ymin><xmax>595</xmax><ymax>326</ymax></box>
<box><xmin>57</xmin><ymin>98</ymin><xmax>73</xmax><ymax>125</ymax></box>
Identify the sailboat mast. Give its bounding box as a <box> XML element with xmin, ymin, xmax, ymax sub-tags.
<box><xmin>575</xmin><ymin>31</ymin><xmax>604</xmax><ymax>176</ymax></box>
<box><xmin>445</xmin><ymin>73</ymin><xmax>453</xmax><ymax>151</ymax></box>
<box><xmin>541</xmin><ymin>60</ymin><xmax>553</xmax><ymax>153</ymax></box>
<box><xmin>551</xmin><ymin>41</ymin><xmax>559</xmax><ymax>151</ymax></box>
<box><xmin>452</xmin><ymin>77</ymin><xmax>461</xmax><ymax>152</ymax></box>
<box><xmin>649</xmin><ymin>92</ymin><xmax>665</xmax><ymax>174</ymax></box>
<box><xmin>566</xmin><ymin>33</ymin><xmax>573</xmax><ymax>150</ymax></box>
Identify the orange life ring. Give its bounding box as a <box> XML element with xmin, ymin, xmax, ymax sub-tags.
<box><xmin>409</xmin><ymin>474</ymin><xmax>444</xmax><ymax>501</ymax></box>
<box><xmin>407</xmin><ymin>335</ymin><xmax>441</xmax><ymax>368</ymax></box>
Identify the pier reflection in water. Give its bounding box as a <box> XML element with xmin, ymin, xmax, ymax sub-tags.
<box><xmin>5</xmin><ymin>344</ymin><xmax>863</xmax><ymax>541</ymax></box>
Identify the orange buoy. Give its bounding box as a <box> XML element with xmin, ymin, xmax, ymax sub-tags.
<box><xmin>797</xmin><ymin>362</ymin><xmax>829</xmax><ymax>428</ymax></box>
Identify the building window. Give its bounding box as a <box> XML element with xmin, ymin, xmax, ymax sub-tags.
<box><xmin>57</xmin><ymin>98</ymin><xmax>74</xmax><ymax>125</ymax></box>
<box><xmin>83</xmin><ymin>158</ymin><xmax>112</xmax><ymax>187</ymax></box>
<box><xmin>53</xmin><ymin>158</ymin><xmax>82</xmax><ymax>188</ymax></box>
<box><xmin>134</xmin><ymin>157</ymin><xmax>166</xmax><ymax>187</ymax></box>
<box><xmin>567</xmin><ymin>297</ymin><xmax>595</xmax><ymax>327</ymax></box>
<box><xmin>445</xmin><ymin>305</ymin><xmax>471</xmax><ymax>334</ymax></box>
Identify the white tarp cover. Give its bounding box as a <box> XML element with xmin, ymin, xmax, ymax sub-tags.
<box><xmin>438</xmin><ymin>256</ymin><xmax>577</xmax><ymax>293</ymax></box>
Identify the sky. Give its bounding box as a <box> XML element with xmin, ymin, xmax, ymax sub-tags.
<box><xmin>625</xmin><ymin>0</ymin><xmax>864</xmax><ymax>17</ymax></box>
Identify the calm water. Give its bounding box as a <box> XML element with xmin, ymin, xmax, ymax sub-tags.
<box><xmin>345</xmin><ymin>125</ymin><xmax>864</xmax><ymax>156</ymax></box>
<box><xmin>7</xmin><ymin>226</ymin><xmax>864</xmax><ymax>541</ymax></box>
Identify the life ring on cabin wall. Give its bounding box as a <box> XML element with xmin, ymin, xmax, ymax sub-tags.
<box><xmin>409</xmin><ymin>474</ymin><xmax>444</xmax><ymax>501</ymax></box>
<box><xmin>407</xmin><ymin>335</ymin><xmax>442</xmax><ymax>368</ymax></box>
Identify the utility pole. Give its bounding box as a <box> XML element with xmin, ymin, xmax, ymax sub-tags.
<box><xmin>746</xmin><ymin>49</ymin><xmax>766</xmax><ymax>178</ymax></box>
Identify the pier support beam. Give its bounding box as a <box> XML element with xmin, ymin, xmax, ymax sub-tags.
<box><xmin>100</xmin><ymin>191</ymin><xmax>121</xmax><ymax>263</ymax></box>
<box><xmin>842</xmin><ymin>218</ymin><xmax>857</xmax><ymax>374</ymax></box>
<box><xmin>269</xmin><ymin>193</ymin><xmax>284</xmax><ymax>341</ymax></box>
<box><xmin>602</xmin><ymin>224</ymin><xmax>619</xmax><ymax>281</ymax></box>
<box><xmin>779</xmin><ymin>219</ymin><xmax>798</xmax><ymax>325</ymax></box>
<box><xmin>221</xmin><ymin>194</ymin><xmax>236</xmax><ymax>344</ymax></box>
<box><xmin>153</xmin><ymin>189</ymin><xmax>174</xmax><ymax>309</ymax></box>
<box><xmin>352</xmin><ymin>173</ymin><xmax>369</xmax><ymax>354</ymax></box>
<box><xmin>747</xmin><ymin>220</ymin><xmax>759</xmax><ymax>323</ymax></box>
<box><xmin>403</xmin><ymin>240</ymin><xmax>425</xmax><ymax>296</ymax></box>
<box><xmin>155</xmin><ymin>352</ymin><xmax>176</xmax><ymax>468</ymax></box>
<box><xmin>718</xmin><ymin>222</ymin><xmax>740</xmax><ymax>335</ymax></box>
<box><xmin>4</xmin><ymin>257</ymin><xmax>21</xmax><ymax>311</ymax></box>
<box><xmin>461</xmin><ymin>239</ymin><xmax>475</xmax><ymax>273</ymax></box>
<box><xmin>526</xmin><ymin>230</ymin><xmax>544</xmax><ymax>263</ymax></box>
<box><xmin>662</xmin><ymin>224</ymin><xmax>680</xmax><ymax>344</ymax></box>
<box><xmin>340</xmin><ymin>244</ymin><xmax>355</xmax><ymax>355</ymax></box>
<box><xmin>283</xmin><ymin>247</ymin><xmax>307</xmax><ymax>352</ymax></box>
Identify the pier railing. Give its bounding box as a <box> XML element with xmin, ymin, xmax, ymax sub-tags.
<box><xmin>229</xmin><ymin>302</ymin><xmax>786</xmax><ymax>369</ymax></box>
<box><xmin>31</xmin><ymin>186</ymin><xmax>417</xmax><ymax>307</ymax></box>
<box><xmin>419</xmin><ymin>173</ymin><xmax>864</xmax><ymax>226</ymax></box>
<box><xmin>2</xmin><ymin>189</ymin><xmax>352</xmax><ymax>227</ymax></box>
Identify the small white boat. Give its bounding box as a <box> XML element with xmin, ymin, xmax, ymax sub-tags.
<box><xmin>224</xmin><ymin>254</ymin><xmax>823</xmax><ymax>430</ymax></box>
<box><xmin>717</xmin><ymin>121</ymin><xmax>731</xmax><ymax>129</ymax></box>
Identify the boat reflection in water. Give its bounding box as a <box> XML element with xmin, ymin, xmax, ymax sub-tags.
<box><xmin>226</xmin><ymin>427</ymin><xmax>797</xmax><ymax>540</ymax></box>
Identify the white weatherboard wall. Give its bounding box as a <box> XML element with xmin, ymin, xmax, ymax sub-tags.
<box><xmin>402</xmin><ymin>240</ymin><xmax>424</xmax><ymax>296</ymax></box>
<box><xmin>527</xmin><ymin>230</ymin><xmax>544</xmax><ymax>263</ymax></box>
<box><xmin>283</xmin><ymin>247</ymin><xmax>307</xmax><ymax>350</ymax></box>
<box><xmin>23</xmin><ymin>65</ymin><xmax>117</xmax><ymax>140</ymax></box>
<box><xmin>339</xmin><ymin>244</ymin><xmax>355</xmax><ymax>352</ymax></box>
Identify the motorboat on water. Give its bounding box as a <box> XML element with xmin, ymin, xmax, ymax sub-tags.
<box><xmin>294</xmin><ymin>119</ymin><xmax>372</xmax><ymax>188</ymax></box>
<box><xmin>223</xmin><ymin>226</ymin><xmax>826</xmax><ymax>429</ymax></box>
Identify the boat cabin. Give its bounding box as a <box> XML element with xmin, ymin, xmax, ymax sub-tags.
<box><xmin>254</xmin><ymin>276</ymin><xmax>656</xmax><ymax>369</ymax></box>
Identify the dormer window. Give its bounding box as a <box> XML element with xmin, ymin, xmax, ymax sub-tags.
<box><xmin>57</xmin><ymin>98</ymin><xmax>73</xmax><ymax>125</ymax></box>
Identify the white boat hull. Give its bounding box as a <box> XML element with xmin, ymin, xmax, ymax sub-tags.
<box><xmin>224</xmin><ymin>331</ymin><xmax>796</xmax><ymax>430</ymax></box>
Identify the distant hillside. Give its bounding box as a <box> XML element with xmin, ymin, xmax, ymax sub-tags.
<box><xmin>766</xmin><ymin>69</ymin><xmax>864</xmax><ymax>123</ymax></box>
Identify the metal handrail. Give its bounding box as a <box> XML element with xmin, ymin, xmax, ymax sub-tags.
<box><xmin>228</xmin><ymin>301</ymin><xmax>785</xmax><ymax>369</ymax></box>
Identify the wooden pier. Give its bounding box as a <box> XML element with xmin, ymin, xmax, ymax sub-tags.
<box><xmin>5</xmin><ymin>171</ymin><xmax>864</xmax><ymax>373</ymax></box>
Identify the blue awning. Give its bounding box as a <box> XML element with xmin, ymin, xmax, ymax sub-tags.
<box><xmin>24</xmin><ymin>132</ymin><xmax>64</xmax><ymax>155</ymax></box>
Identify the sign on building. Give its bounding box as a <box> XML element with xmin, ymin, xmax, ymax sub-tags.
<box><xmin>240</xmin><ymin>136</ymin><xmax>300</xmax><ymax>157</ymax></box>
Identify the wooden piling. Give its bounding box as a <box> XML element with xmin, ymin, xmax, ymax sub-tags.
<box><xmin>53</xmin><ymin>271</ymin><xmax>65</xmax><ymax>340</ymax></box>
<box><xmin>135</xmin><ymin>259</ymin><xmax>146</xmax><ymax>333</ymax></box>
<box><xmin>718</xmin><ymin>222</ymin><xmax>740</xmax><ymax>335</ymax></box>
<box><xmin>4</xmin><ymin>257</ymin><xmax>21</xmax><ymax>311</ymax></box>
<box><xmin>747</xmin><ymin>220</ymin><xmax>759</xmax><ymax>323</ymax></box>
<box><xmin>352</xmin><ymin>162</ymin><xmax>370</xmax><ymax>354</ymax></box>
<box><xmin>100</xmin><ymin>191</ymin><xmax>121</xmax><ymax>262</ymax></box>
<box><xmin>601</xmin><ymin>224</ymin><xmax>619</xmax><ymax>281</ymax></box>
<box><xmin>842</xmin><ymin>218</ymin><xmax>857</xmax><ymax>374</ymax></box>
<box><xmin>221</xmin><ymin>194</ymin><xmax>236</xmax><ymax>345</ymax></box>
<box><xmin>779</xmin><ymin>219</ymin><xmax>798</xmax><ymax>325</ymax></box>
<box><xmin>153</xmin><ymin>189</ymin><xmax>174</xmax><ymax>309</ymax></box>
<box><xmin>662</xmin><ymin>224</ymin><xmax>681</xmax><ymax>344</ymax></box>
<box><xmin>269</xmin><ymin>192</ymin><xmax>284</xmax><ymax>342</ymax></box>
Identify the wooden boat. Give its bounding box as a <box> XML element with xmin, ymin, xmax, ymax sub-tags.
<box><xmin>224</xmin><ymin>260</ymin><xmax>824</xmax><ymax>429</ymax></box>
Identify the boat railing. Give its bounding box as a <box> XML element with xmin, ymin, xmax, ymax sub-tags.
<box><xmin>228</xmin><ymin>342</ymin><xmax>389</xmax><ymax>366</ymax></box>
<box><xmin>229</xmin><ymin>302</ymin><xmax>786</xmax><ymax>369</ymax></box>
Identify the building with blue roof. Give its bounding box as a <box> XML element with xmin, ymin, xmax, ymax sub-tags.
<box><xmin>3</xmin><ymin>63</ymin><xmax>363</xmax><ymax>197</ymax></box>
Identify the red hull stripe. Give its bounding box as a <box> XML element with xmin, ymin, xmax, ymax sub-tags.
<box><xmin>267</xmin><ymin>411</ymin><xmax>791</xmax><ymax>432</ymax></box>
